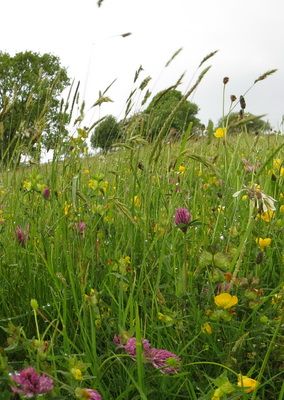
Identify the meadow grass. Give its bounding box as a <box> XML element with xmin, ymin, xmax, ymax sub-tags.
<box><xmin>0</xmin><ymin>130</ymin><xmax>284</xmax><ymax>399</ymax></box>
<box><xmin>0</xmin><ymin>54</ymin><xmax>284</xmax><ymax>399</ymax></box>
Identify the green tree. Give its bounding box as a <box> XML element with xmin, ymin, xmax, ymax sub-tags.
<box><xmin>90</xmin><ymin>115</ymin><xmax>120</xmax><ymax>152</ymax></box>
<box><xmin>0</xmin><ymin>51</ymin><xmax>70</xmax><ymax>165</ymax></box>
<box><xmin>143</xmin><ymin>89</ymin><xmax>200</xmax><ymax>139</ymax></box>
<box><xmin>218</xmin><ymin>112</ymin><xmax>272</xmax><ymax>134</ymax></box>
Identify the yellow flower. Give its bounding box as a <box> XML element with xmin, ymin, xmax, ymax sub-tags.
<box><xmin>256</xmin><ymin>237</ymin><xmax>272</xmax><ymax>251</ymax></box>
<box><xmin>237</xmin><ymin>375</ymin><xmax>260</xmax><ymax>393</ymax></box>
<box><xmin>280</xmin><ymin>205</ymin><xmax>284</xmax><ymax>214</ymax></box>
<box><xmin>37</xmin><ymin>183</ymin><xmax>45</xmax><ymax>191</ymax></box>
<box><xmin>280</xmin><ymin>167</ymin><xmax>284</xmax><ymax>176</ymax></box>
<box><xmin>178</xmin><ymin>165</ymin><xmax>186</xmax><ymax>174</ymax></box>
<box><xmin>201</xmin><ymin>322</ymin><xmax>213</xmax><ymax>334</ymax></box>
<box><xmin>84</xmin><ymin>169</ymin><xmax>90</xmax><ymax>174</ymax></box>
<box><xmin>71</xmin><ymin>368</ymin><xmax>83</xmax><ymax>380</ymax></box>
<box><xmin>101</xmin><ymin>180</ymin><xmax>109</xmax><ymax>194</ymax></box>
<box><xmin>158</xmin><ymin>312</ymin><xmax>173</xmax><ymax>323</ymax></box>
<box><xmin>64</xmin><ymin>202</ymin><xmax>71</xmax><ymax>215</ymax></box>
<box><xmin>211</xmin><ymin>389</ymin><xmax>220</xmax><ymax>400</ymax></box>
<box><xmin>134</xmin><ymin>195</ymin><xmax>141</xmax><ymax>207</ymax></box>
<box><xmin>214</xmin><ymin>127</ymin><xmax>226</xmax><ymax>138</ymax></box>
<box><xmin>23</xmin><ymin>180</ymin><xmax>32</xmax><ymax>190</ymax></box>
<box><xmin>123</xmin><ymin>256</ymin><xmax>131</xmax><ymax>264</ymax></box>
<box><xmin>257</xmin><ymin>207</ymin><xmax>275</xmax><ymax>222</ymax></box>
<box><xmin>214</xmin><ymin>293</ymin><xmax>238</xmax><ymax>309</ymax></box>
<box><xmin>273</xmin><ymin>158</ymin><xmax>282</xmax><ymax>169</ymax></box>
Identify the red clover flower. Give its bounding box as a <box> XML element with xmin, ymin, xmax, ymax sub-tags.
<box><xmin>16</xmin><ymin>226</ymin><xmax>28</xmax><ymax>245</ymax></box>
<box><xmin>43</xmin><ymin>187</ymin><xmax>50</xmax><ymax>199</ymax></box>
<box><xmin>114</xmin><ymin>334</ymin><xmax>181</xmax><ymax>375</ymax></box>
<box><xmin>10</xmin><ymin>366</ymin><xmax>53</xmax><ymax>398</ymax></box>
<box><xmin>75</xmin><ymin>387</ymin><xmax>103</xmax><ymax>400</ymax></box>
<box><xmin>145</xmin><ymin>348</ymin><xmax>181</xmax><ymax>374</ymax></box>
<box><xmin>174</xmin><ymin>207</ymin><xmax>191</xmax><ymax>232</ymax></box>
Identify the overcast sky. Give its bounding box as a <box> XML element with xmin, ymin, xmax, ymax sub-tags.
<box><xmin>3</xmin><ymin>0</ymin><xmax>284</xmax><ymax>131</ymax></box>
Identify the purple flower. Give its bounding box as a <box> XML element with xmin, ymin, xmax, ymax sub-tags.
<box><xmin>81</xmin><ymin>388</ymin><xmax>102</xmax><ymax>400</ymax></box>
<box><xmin>114</xmin><ymin>334</ymin><xmax>181</xmax><ymax>375</ymax></box>
<box><xmin>241</xmin><ymin>158</ymin><xmax>261</xmax><ymax>173</ymax></box>
<box><xmin>10</xmin><ymin>366</ymin><xmax>53</xmax><ymax>398</ymax></box>
<box><xmin>16</xmin><ymin>226</ymin><xmax>28</xmax><ymax>245</ymax></box>
<box><xmin>113</xmin><ymin>335</ymin><xmax>151</xmax><ymax>355</ymax></box>
<box><xmin>174</xmin><ymin>207</ymin><xmax>191</xmax><ymax>232</ymax></box>
<box><xmin>43</xmin><ymin>187</ymin><xmax>50</xmax><ymax>199</ymax></box>
<box><xmin>144</xmin><ymin>348</ymin><xmax>181</xmax><ymax>374</ymax></box>
<box><xmin>74</xmin><ymin>221</ymin><xmax>86</xmax><ymax>235</ymax></box>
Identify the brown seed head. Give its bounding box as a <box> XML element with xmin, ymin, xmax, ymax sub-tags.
<box><xmin>223</xmin><ymin>77</ymin><xmax>229</xmax><ymax>84</ymax></box>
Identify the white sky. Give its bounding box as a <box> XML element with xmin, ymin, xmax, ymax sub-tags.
<box><xmin>3</xmin><ymin>0</ymin><xmax>284</xmax><ymax>131</ymax></box>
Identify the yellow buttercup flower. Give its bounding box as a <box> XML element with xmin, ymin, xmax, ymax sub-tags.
<box><xmin>256</xmin><ymin>237</ymin><xmax>271</xmax><ymax>251</ymax></box>
<box><xmin>214</xmin><ymin>127</ymin><xmax>226</xmax><ymax>138</ymax></box>
<box><xmin>273</xmin><ymin>158</ymin><xmax>282</xmax><ymax>169</ymax></box>
<box><xmin>237</xmin><ymin>375</ymin><xmax>260</xmax><ymax>393</ymax></box>
<box><xmin>178</xmin><ymin>165</ymin><xmax>186</xmax><ymax>174</ymax></box>
<box><xmin>214</xmin><ymin>293</ymin><xmax>238</xmax><ymax>309</ymax></box>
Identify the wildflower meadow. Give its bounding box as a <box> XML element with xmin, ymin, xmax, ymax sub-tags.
<box><xmin>0</xmin><ymin>51</ymin><xmax>284</xmax><ymax>400</ymax></box>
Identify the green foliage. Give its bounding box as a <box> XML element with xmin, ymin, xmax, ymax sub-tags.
<box><xmin>143</xmin><ymin>89</ymin><xmax>200</xmax><ymax>139</ymax></box>
<box><xmin>0</xmin><ymin>133</ymin><xmax>284</xmax><ymax>398</ymax></box>
<box><xmin>0</xmin><ymin>51</ymin><xmax>70</xmax><ymax>165</ymax></box>
<box><xmin>90</xmin><ymin>115</ymin><xmax>120</xmax><ymax>152</ymax></box>
<box><xmin>219</xmin><ymin>112</ymin><xmax>272</xmax><ymax>134</ymax></box>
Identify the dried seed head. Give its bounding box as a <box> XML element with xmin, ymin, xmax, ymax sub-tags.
<box><xmin>223</xmin><ymin>77</ymin><xmax>229</xmax><ymax>84</ymax></box>
<box><xmin>240</xmin><ymin>95</ymin><xmax>246</xmax><ymax>109</ymax></box>
<box><xmin>230</xmin><ymin>95</ymin><xmax>237</xmax><ymax>102</ymax></box>
<box><xmin>255</xmin><ymin>251</ymin><xmax>264</xmax><ymax>264</ymax></box>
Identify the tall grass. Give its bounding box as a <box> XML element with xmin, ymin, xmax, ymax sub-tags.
<box><xmin>0</xmin><ymin>53</ymin><xmax>283</xmax><ymax>399</ymax></box>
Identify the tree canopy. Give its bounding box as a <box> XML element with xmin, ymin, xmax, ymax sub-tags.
<box><xmin>0</xmin><ymin>51</ymin><xmax>70</xmax><ymax>165</ymax></box>
<box><xmin>218</xmin><ymin>112</ymin><xmax>272</xmax><ymax>135</ymax></box>
<box><xmin>143</xmin><ymin>89</ymin><xmax>200</xmax><ymax>138</ymax></box>
<box><xmin>90</xmin><ymin>115</ymin><xmax>120</xmax><ymax>152</ymax></box>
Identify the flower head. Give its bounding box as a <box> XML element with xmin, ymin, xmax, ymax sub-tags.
<box><xmin>74</xmin><ymin>221</ymin><xmax>86</xmax><ymax>235</ymax></box>
<box><xmin>214</xmin><ymin>128</ymin><xmax>226</xmax><ymax>138</ymax></box>
<box><xmin>75</xmin><ymin>387</ymin><xmax>102</xmax><ymax>400</ymax></box>
<box><xmin>113</xmin><ymin>335</ymin><xmax>151</xmax><ymax>355</ymax></box>
<box><xmin>237</xmin><ymin>375</ymin><xmax>260</xmax><ymax>393</ymax></box>
<box><xmin>174</xmin><ymin>207</ymin><xmax>191</xmax><ymax>232</ymax></box>
<box><xmin>233</xmin><ymin>185</ymin><xmax>276</xmax><ymax>212</ymax></box>
<box><xmin>10</xmin><ymin>366</ymin><xmax>53</xmax><ymax>398</ymax></box>
<box><xmin>256</xmin><ymin>237</ymin><xmax>272</xmax><ymax>251</ymax></box>
<box><xmin>43</xmin><ymin>187</ymin><xmax>50</xmax><ymax>199</ymax></box>
<box><xmin>257</xmin><ymin>207</ymin><xmax>275</xmax><ymax>222</ymax></box>
<box><xmin>145</xmin><ymin>348</ymin><xmax>181</xmax><ymax>374</ymax></box>
<box><xmin>214</xmin><ymin>293</ymin><xmax>238</xmax><ymax>309</ymax></box>
<box><xmin>16</xmin><ymin>226</ymin><xmax>28</xmax><ymax>245</ymax></box>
